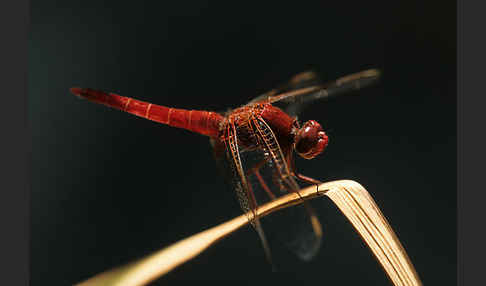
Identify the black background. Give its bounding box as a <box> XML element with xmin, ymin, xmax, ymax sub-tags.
<box><xmin>30</xmin><ymin>1</ymin><xmax>456</xmax><ymax>285</ymax></box>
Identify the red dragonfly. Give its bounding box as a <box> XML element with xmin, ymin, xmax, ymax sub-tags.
<box><xmin>70</xmin><ymin>69</ymin><xmax>380</xmax><ymax>266</ymax></box>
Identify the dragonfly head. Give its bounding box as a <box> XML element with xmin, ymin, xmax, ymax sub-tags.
<box><xmin>294</xmin><ymin>120</ymin><xmax>329</xmax><ymax>159</ymax></box>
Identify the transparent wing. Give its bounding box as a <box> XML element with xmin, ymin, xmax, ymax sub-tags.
<box><xmin>222</xmin><ymin>123</ymin><xmax>275</xmax><ymax>266</ymax></box>
<box><xmin>229</xmin><ymin>116</ymin><xmax>323</xmax><ymax>261</ymax></box>
<box><xmin>252</xmin><ymin>117</ymin><xmax>323</xmax><ymax>260</ymax></box>
<box><xmin>248</xmin><ymin>71</ymin><xmax>322</xmax><ymax>104</ymax></box>
<box><xmin>212</xmin><ymin>114</ymin><xmax>323</xmax><ymax>261</ymax></box>
<box><xmin>248</xmin><ymin>69</ymin><xmax>381</xmax><ymax>116</ymax></box>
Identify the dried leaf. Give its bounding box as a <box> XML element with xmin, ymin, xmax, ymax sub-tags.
<box><xmin>76</xmin><ymin>180</ymin><xmax>422</xmax><ymax>286</ymax></box>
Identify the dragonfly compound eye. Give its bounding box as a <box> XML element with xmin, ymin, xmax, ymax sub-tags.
<box><xmin>295</xmin><ymin>120</ymin><xmax>329</xmax><ymax>159</ymax></box>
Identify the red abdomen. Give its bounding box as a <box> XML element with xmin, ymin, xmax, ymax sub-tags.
<box><xmin>70</xmin><ymin>88</ymin><xmax>224</xmax><ymax>137</ymax></box>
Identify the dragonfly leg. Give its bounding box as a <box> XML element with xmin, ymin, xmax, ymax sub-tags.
<box><xmin>294</xmin><ymin>173</ymin><xmax>322</xmax><ymax>194</ymax></box>
<box><xmin>245</xmin><ymin>158</ymin><xmax>277</xmax><ymax>200</ymax></box>
<box><xmin>289</xmin><ymin>156</ymin><xmax>322</xmax><ymax>194</ymax></box>
<box><xmin>254</xmin><ymin>169</ymin><xmax>277</xmax><ymax>200</ymax></box>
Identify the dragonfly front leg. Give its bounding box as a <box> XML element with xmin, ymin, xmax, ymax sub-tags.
<box><xmin>294</xmin><ymin>173</ymin><xmax>322</xmax><ymax>185</ymax></box>
<box><xmin>294</xmin><ymin>173</ymin><xmax>322</xmax><ymax>194</ymax></box>
<box><xmin>288</xmin><ymin>155</ymin><xmax>322</xmax><ymax>194</ymax></box>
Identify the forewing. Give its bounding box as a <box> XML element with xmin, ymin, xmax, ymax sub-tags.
<box><xmin>224</xmin><ymin>123</ymin><xmax>255</xmax><ymax>220</ymax></box>
<box><xmin>249</xmin><ymin>69</ymin><xmax>381</xmax><ymax>116</ymax></box>
<box><xmin>222</xmin><ymin>123</ymin><xmax>275</xmax><ymax>265</ymax></box>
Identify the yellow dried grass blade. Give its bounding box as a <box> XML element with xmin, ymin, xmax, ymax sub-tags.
<box><xmin>76</xmin><ymin>180</ymin><xmax>422</xmax><ymax>286</ymax></box>
<box><xmin>324</xmin><ymin>180</ymin><xmax>422</xmax><ymax>286</ymax></box>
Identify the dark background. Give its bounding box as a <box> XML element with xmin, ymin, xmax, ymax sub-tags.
<box><xmin>30</xmin><ymin>1</ymin><xmax>456</xmax><ymax>285</ymax></box>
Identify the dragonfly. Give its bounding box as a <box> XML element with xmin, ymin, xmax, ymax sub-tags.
<box><xmin>70</xmin><ymin>68</ymin><xmax>381</xmax><ymax>266</ymax></box>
